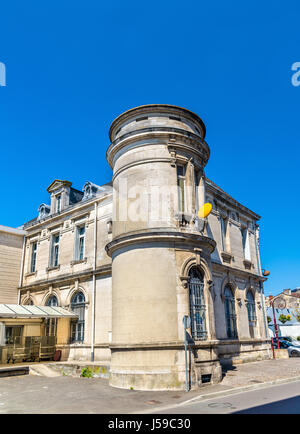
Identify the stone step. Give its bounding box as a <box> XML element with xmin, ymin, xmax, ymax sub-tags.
<box><xmin>0</xmin><ymin>366</ymin><xmax>29</xmax><ymax>378</ymax></box>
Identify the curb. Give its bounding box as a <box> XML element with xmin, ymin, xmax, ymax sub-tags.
<box><xmin>135</xmin><ymin>375</ymin><xmax>300</xmax><ymax>414</ymax></box>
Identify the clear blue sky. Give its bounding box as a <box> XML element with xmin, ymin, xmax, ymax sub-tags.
<box><xmin>1</xmin><ymin>0</ymin><xmax>299</xmax><ymax>296</ymax></box>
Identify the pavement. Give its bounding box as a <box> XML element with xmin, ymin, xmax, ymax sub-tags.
<box><xmin>0</xmin><ymin>358</ymin><xmax>299</xmax><ymax>413</ymax></box>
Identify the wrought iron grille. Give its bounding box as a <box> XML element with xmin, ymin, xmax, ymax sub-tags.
<box><xmin>224</xmin><ymin>294</ymin><xmax>238</xmax><ymax>338</ymax></box>
<box><xmin>189</xmin><ymin>276</ymin><xmax>207</xmax><ymax>340</ymax></box>
<box><xmin>247</xmin><ymin>301</ymin><xmax>257</xmax><ymax>322</ymax></box>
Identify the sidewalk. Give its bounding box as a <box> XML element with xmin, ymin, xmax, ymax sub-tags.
<box><xmin>0</xmin><ymin>358</ymin><xmax>299</xmax><ymax>413</ymax></box>
<box><xmin>137</xmin><ymin>358</ymin><xmax>300</xmax><ymax>413</ymax></box>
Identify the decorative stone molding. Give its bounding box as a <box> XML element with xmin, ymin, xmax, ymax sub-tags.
<box><xmin>220</xmin><ymin>272</ymin><xmax>238</xmax><ymax>302</ymax></box>
<box><xmin>220</xmin><ymin>251</ymin><xmax>234</xmax><ymax>264</ymax></box>
<box><xmin>243</xmin><ymin>259</ymin><xmax>253</xmax><ymax>270</ymax></box>
<box><xmin>207</xmin><ymin>279</ymin><xmax>216</xmax><ymax>301</ymax></box>
<box><xmin>236</xmin><ymin>296</ymin><xmax>242</xmax><ymax>307</ymax></box>
<box><xmin>106</xmin><ymin>219</ymin><xmax>112</xmax><ymax>234</ymax></box>
<box><xmin>179</xmin><ymin>275</ymin><xmax>189</xmax><ymax>289</ymax></box>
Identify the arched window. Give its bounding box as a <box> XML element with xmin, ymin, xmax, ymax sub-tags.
<box><xmin>188</xmin><ymin>267</ymin><xmax>207</xmax><ymax>340</ymax></box>
<box><xmin>70</xmin><ymin>292</ymin><xmax>85</xmax><ymax>343</ymax></box>
<box><xmin>24</xmin><ymin>299</ymin><xmax>34</xmax><ymax>306</ymax></box>
<box><xmin>246</xmin><ymin>290</ymin><xmax>256</xmax><ymax>338</ymax></box>
<box><xmin>46</xmin><ymin>295</ymin><xmax>58</xmax><ymax>307</ymax></box>
<box><xmin>45</xmin><ymin>295</ymin><xmax>59</xmax><ymax>336</ymax></box>
<box><xmin>224</xmin><ymin>285</ymin><xmax>237</xmax><ymax>338</ymax></box>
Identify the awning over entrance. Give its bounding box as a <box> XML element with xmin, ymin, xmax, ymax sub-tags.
<box><xmin>0</xmin><ymin>304</ymin><xmax>78</xmax><ymax>319</ymax></box>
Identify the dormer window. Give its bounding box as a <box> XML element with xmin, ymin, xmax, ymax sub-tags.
<box><xmin>38</xmin><ymin>203</ymin><xmax>50</xmax><ymax>220</ymax></box>
<box><xmin>82</xmin><ymin>181</ymin><xmax>105</xmax><ymax>201</ymax></box>
<box><xmin>86</xmin><ymin>186</ymin><xmax>91</xmax><ymax>197</ymax></box>
<box><xmin>56</xmin><ymin>195</ymin><xmax>61</xmax><ymax>213</ymax></box>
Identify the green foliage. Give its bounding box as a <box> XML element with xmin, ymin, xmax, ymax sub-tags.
<box><xmin>278</xmin><ymin>314</ymin><xmax>292</xmax><ymax>324</ymax></box>
<box><xmin>81</xmin><ymin>367</ymin><xmax>93</xmax><ymax>378</ymax></box>
<box><xmin>297</xmin><ymin>336</ymin><xmax>300</xmax><ymax>341</ymax></box>
<box><xmin>267</xmin><ymin>316</ymin><xmax>272</xmax><ymax>323</ymax></box>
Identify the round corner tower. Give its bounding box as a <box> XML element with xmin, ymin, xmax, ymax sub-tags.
<box><xmin>106</xmin><ymin>104</ymin><xmax>222</xmax><ymax>390</ymax></box>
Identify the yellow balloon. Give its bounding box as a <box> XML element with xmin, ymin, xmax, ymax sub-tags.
<box><xmin>198</xmin><ymin>203</ymin><xmax>212</xmax><ymax>219</ymax></box>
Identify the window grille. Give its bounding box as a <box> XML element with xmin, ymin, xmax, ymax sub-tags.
<box><xmin>188</xmin><ymin>267</ymin><xmax>207</xmax><ymax>340</ymax></box>
<box><xmin>246</xmin><ymin>291</ymin><xmax>257</xmax><ymax>322</ymax></box>
<box><xmin>224</xmin><ymin>285</ymin><xmax>238</xmax><ymax>338</ymax></box>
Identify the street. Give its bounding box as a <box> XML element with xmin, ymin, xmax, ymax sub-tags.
<box><xmin>151</xmin><ymin>380</ymin><xmax>300</xmax><ymax>414</ymax></box>
<box><xmin>0</xmin><ymin>373</ymin><xmax>299</xmax><ymax>414</ymax></box>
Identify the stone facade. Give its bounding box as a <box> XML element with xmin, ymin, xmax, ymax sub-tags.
<box><xmin>0</xmin><ymin>225</ymin><xmax>26</xmax><ymax>304</ymax></box>
<box><xmin>8</xmin><ymin>104</ymin><xmax>270</xmax><ymax>390</ymax></box>
<box><xmin>266</xmin><ymin>289</ymin><xmax>300</xmax><ymax>309</ymax></box>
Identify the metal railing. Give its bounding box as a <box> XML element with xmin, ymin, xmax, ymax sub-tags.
<box><xmin>4</xmin><ymin>336</ymin><xmax>56</xmax><ymax>364</ymax></box>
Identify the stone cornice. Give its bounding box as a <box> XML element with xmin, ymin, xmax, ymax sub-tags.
<box><xmin>211</xmin><ymin>261</ymin><xmax>267</xmax><ymax>282</ymax></box>
<box><xmin>19</xmin><ymin>264</ymin><xmax>112</xmax><ymax>291</ymax></box>
<box><xmin>108</xmin><ymin>104</ymin><xmax>207</xmax><ymax>142</ymax></box>
<box><xmin>206</xmin><ymin>178</ymin><xmax>261</xmax><ymax>221</ymax></box>
<box><xmin>109</xmin><ymin>338</ymin><xmax>270</xmax><ymax>351</ymax></box>
<box><xmin>24</xmin><ymin>194</ymin><xmax>112</xmax><ymax>232</ymax></box>
<box><xmin>106</xmin><ymin>128</ymin><xmax>209</xmax><ymax>169</ymax></box>
<box><xmin>105</xmin><ymin>230</ymin><xmax>216</xmax><ymax>257</ymax></box>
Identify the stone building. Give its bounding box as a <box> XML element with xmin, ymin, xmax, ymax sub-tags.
<box><xmin>0</xmin><ymin>225</ymin><xmax>26</xmax><ymax>304</ymax></box>
<box><xmin>266</xmin><ymin>289</ymin><xmax>300</xmax><ymax>309</ymax></box>
<box><xmin>10</xmin><ymin>104</ymin><xmax>270</xmax><ymax>390</ymax></box>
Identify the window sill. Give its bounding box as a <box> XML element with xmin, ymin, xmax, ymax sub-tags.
<box><xmin>46</xmin><ymin>265</ymin><xmax>60</xmax><ymax>272</ymax></box>
<box><xmin>71</xmin><ymin>257</ymin><xmax>87</xmax><ymax>266</ymax></box>
<box><xmin>25</xmin><ymin>271</ymin><xmax>37</xmax><ymax>277</ymax></box>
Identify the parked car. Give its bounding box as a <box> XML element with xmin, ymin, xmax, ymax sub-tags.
<box><xmin>278</xmin><ymin>337</ymin><xmax>300</xmax><ymax>347</ymax></box>
<box><xmin>272</xmin><ymin>339</ymin><xmax>300</xmax><ymax>357</ymax></box>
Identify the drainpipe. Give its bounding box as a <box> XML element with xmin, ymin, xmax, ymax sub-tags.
<box><xmin>18</xmin><ymin>234</ymin><xmax>26</xmax><ymax>304</ymax></box>
<box><xmin>91</xmin><ymin>202</ymin><xmax>98</xmax><ymax>361</ymax></box>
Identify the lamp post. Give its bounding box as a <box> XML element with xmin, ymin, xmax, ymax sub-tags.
<box><xmin>270</xmin><ymin>296</ymin><xmax>281</xmax><ymax>350</ymax></box>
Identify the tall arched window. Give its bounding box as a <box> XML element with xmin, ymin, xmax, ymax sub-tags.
<box><xmin>46</xmin><ymin>295</ymin><xmax>58</xmax><ymax>307</ymax></box>
<box><xmin>246</xmin><ymin>290</ymin><xmax>256</xmax><ymax>338</ymax></box>
<box><xmin>188</xmin><ymin>267</ymin><xmax>207</xmax><ymax>340</ymax></box>
<box><xmin>70</xmin><ymin>292</ymin><xmax>85</xmax><ymax>343</ymax></box>
<box><xmin>224</xmin><ymin>285</ymin><xmax>237</xmax><ymax>338</ymax></box>
<box><xmin>45</xmin><ymin>294</ymin><xmax>59</xmax><ymax>336</ymax></box>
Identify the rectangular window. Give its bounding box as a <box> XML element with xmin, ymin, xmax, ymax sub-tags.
<box><xmin>30</xmin><ymin>242</ymin><xmax>37</xmax><ymax>273</ymax></box>
<box><xmin>220</xmin><ymin>218</ymin><xmax>226</xmax><ymax>251</ymax></box>
<box><xmin>177</xmin><ymin>165</ymin><xmax>186</xmax><ymax>212</ymax></box>
<box><xmin>241</xmin><ymin>227</ymin><xmax>251</xmax><ymax>261</ymax></box>
<box><xmin>75</xmin><ymin>226</ymin><xmax>85</xmax><ymax>261</ymax></box>
<box><xmin>50</xmin><ymin>234</ymin><xmax>60</xmax><ymax>267</ymax></box>
<box><xmin>5</xmin><ymin>326</ymin><xmax>23</xmax><ymax>344</ymax></box>
<box><xmin>56</xmin><ymin>195</ymin><xmax>61</xmax><ymax>213</ymax></box>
